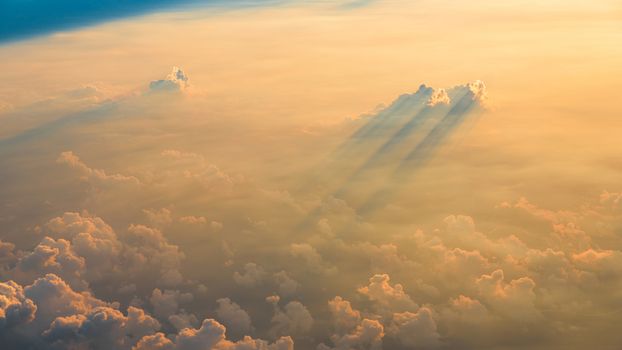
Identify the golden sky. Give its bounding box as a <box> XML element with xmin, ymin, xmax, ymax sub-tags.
<box><xmin>0</xmin><ymin>1</ymin><xmax>622</xmax><ymax>349</ymax></box>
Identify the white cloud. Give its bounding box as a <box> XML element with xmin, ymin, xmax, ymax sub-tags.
<box><xmin>427</xmin><ymin>88</ymin><xmax>450</xmax><ymax>107</ymax></box>
<box><xmin>149</xmin><ymin>67</ymin><xmax>189</xmax><ymax>93</ymax></box>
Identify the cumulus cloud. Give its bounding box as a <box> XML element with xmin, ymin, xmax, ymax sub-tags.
<box><xmin>0</xmin><ymin>280</ymin><xmax>37</xmax><ymax>329</ymax></box>
<box><xmin>319</xmin><ymin>318</ymin><xmax>384</xmax><ymax>350</ymax></box>
<box><xmin>273</xmin><ymin>271</ymin><xmax>299</xmax><ymax>297</ymax></box>
<box><xmin>464</xmin><ymin>80</ymin><xmax>488</xmax><ymax>105</ymax></box>
<box><xmin>266</xmin><ymin>296</ymin><xmax>314</xmax><ymax>338</ymax></box>
<box><xmin>150</xmin><ymin>289</ymin><xmax>193</xmax><ymax>321</ymax></box>
<box><xmin>179</xmin><ymin>216</ymin><xmax>207</xmax><ymax>225</ymax></box>
<box><xmin>0</xmin><ymin>274</ymin><xmax>290</xmax><ymax>350</ymax></box>
<box><xmin>216</xmin><ymin>298</ymin><xmax>253</xmax><ymax>338</ymax></box>
<box><xmin>0</xmin><ymin>274</ymin><xmax>163</xmax><ymax>349</ymax></box>
<box><xmin>358</xmin><ymin>274</ymin><xmax>418</xmax><ymax>315</ymax></box>
<box><xmin>149</xmin><ymin>67</ymin><xmax>189</xmax><ymax>93</ymax></box>
<box><xmin>388</xmin><ymin>308</ymin><xmax>440</xmax><ymax>348</ymax></box>
<box><xmin>475</xmin><ymin>269</ymin><xmax>541</xmax><ymax>322</ymax></box>
<box><xmin>322</xmin><ymin>275</ymin><xmax>442</xmax><ymax>349</ymax></box>
<box><xmin>42</xmin><ymin>306</ymin><xmax>161</xmax><ymax>350</ymax></box>
<box><xmin>143</xmin><ymin>208</ymin><xmax>174</xmax><ymax>228</ymax></box>
<box><xmin>289</xmin><ymin>243</ymin><xmax>337</xmax><ymax>275</ymax></box>
<box><xmin>160</xmin><ymin>149</ymin><xmax>238</xmax><ymax>191</ymax></box>
<box><xmin>125</xmin><ymin>224</ymin><xmax>186</xmax><ymax>287</ymax></box>
<box><xmin>327</xmin><ymin>296</ymin><xmax>361</xmax><ymax>334</ymax></box>
<box><xmin>426</xmin><ymin>88</ymin><xmax>450</xmax><ymax>106</ymax></box>
<box><xmin>10</xmin><ymin>211</ymin><xmax>187</xmax><ymax>292</ymax></box>
<box><xmin>169</xmin><ymin>311</ymin><xmax>200</xmax><ymax>332</ymax></box>
<box><xmin>134</xmin><ymin>319</ymin><xmax>294</xmax><ymax>350</ymax></box>
<box><xmin>233</xmin><ymin>263</ymin><xmax>267</xmax><ymax>288</ymax></box>
<box><xmin>57</xmin><ymin>151</ymin><xmax>141</xmax><ymax>185</ymax></box>
<box><xmin>13</xmin><ymin>236</ymin><xmax>88</xmax><ymax>290</ymax></box>
<box><xmin>0</xmin><ymin>240</ymin><xmax>17</xmax><ymax>270</ymax></box>
<box><xmin>23</xmin><ymin>274</ymin><xmax>109</xmax><ymax>329</ymax></box>
<box><xmin>572</xmin><ymin>248</ymin><xmax>622</xmax><ymax>278</ymax></box>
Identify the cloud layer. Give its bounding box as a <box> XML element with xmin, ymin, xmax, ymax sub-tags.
<box><xmin>1</xmin><ymin>57</ymin><xmax>622</xmax><ymax>350</ymax></box>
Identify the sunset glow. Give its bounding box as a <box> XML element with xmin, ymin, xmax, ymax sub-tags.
<box><xmin>1</xmin><ymin>1</ymin><xmax>622</xmax><ymax>349</ymax></box>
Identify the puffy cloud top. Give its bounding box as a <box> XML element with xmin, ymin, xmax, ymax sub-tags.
<box><xmin>149</xmin><ymin>67</ymin><xmax>189</xmax><ymax>93</ymax></box>
<box><xmin>0</xmin><ymin>281</ymin><xmax>37</xmax><ymax>329</ymax></box>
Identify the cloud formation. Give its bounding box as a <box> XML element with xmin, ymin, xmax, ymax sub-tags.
<box><xmin>149</xmin><ymin>67</ymin><xmax>190</xmax><ymax>93</ymax></box>
<box><xmin>2</xmin><ymin>62</ymin><xmax>622</xmax><ymax>350</ymax></box>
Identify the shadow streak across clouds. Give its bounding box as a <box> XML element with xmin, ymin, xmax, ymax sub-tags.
<box><xmin>358</xmin><ymin>89</ymin><xmax>482</xmax><ymax>215</ymax></box>
<box><xmin>0</xmin><ymin>102</ymin><xmax>119</xmax><ymax>152</ymax></box>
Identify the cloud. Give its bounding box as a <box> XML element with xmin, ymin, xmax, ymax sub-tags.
<box><xmin>150</xmin><ymin>289</ymin><xmax>193</xmax><ymax>321</ymax></box>
<box><xmin>572</xmin><ymin>249</ymin><xmax>622</xmax><ymax>278</ymax></box>
<box><xmin>475</xmin><ymin>269</ymin><xmax>541</xmax><ymax>322</ymax></box>
<box><xmin>57</xmin><ymin>151</ymin><xmax>141</xmax><ymax>185</ymax></box>
<box><xmin>289</xmin><ymin>243</ymin><xmax>337</xmax><ymax>275</ymax></box>
<box><xmin>178</xmin><ymin>216</ymin><xmax>207</xmax><ymax>225</ymax></box>
<box><xmin>0</xmin><ymin>241</ymin><xmax>17</xmax><ymax>271</ymax></box>
<box><xmin>125</xmin><ymin>224</ymin><xmax>186</xmax><ymax>287</ymax></box>
<box><xmin>0</xmin><ymin>273</ymin><xmax>291</xmax><ymax>350</ymax></box>
<box><xmin>216</xmin><ymin>298</ymin><xmax>253</xmax><ymax>338</ymax></box>
<box><xmin>327</xmin><ymin>296</ymin><xmax>361</xmax><ymax>334</ymax></box>
<box><xmin>12</xmin><ymin>211</ymin><xmax>187</xmax><ymax>291</ymax></box>
<box><xmin>0</xmin><ymin>281</ymin><xmax>37</xmax><ymax>329</ymax></box>
<box><xmin>440</xmin><ymin>295</ymin><xmax>497</xmax><ymax>341</ymax></box>
<box><xmin>358</xmin><ymin>274</ymin><xmax>418</xmax><ymax>315</ymax></box>
<box><xmin>160</xmin><ymin>149</ymin><xmax>238</xmax><ymax>191</ymax></box>
<box><xmin>143</xmin><ymin>208</ymin><xmax>174</xmax><ymax>228</ymax></box>
<box><xmin>273</xmin><ymin>271</ymin><xmax>299</xmax><ymax>297</ymax></box>
<box><xmin>389</xmin><ymin>308</ymin><xmax>441</xmax><ymax>349</ymax></box>
<box><xmin>149</xmin><ymin>67</ymin><xmax>189</xmax><ymax>93</ymax></box>
<box><xmin>134</xmin><ymin>319</ymin><xmax>294</xmax><ymax>350</ymax></box>
<box><xmin>4</xmin><ymin>276</ymin><xmax>153</xmax><ymax>349</ymax></box>
<box><xmin>23</xmin><ymin>274</ymin><xmax>109</xmax><ymax>329</ymax></box>
<box><xmin>13</xmin><ymin>236</ymin><xmax>88</xmax><ymax>291</ymax></box>
<box><xmin>426</xmin><ymin>88</ymin><xmax>450</xmax><ymax>107</ymax></box>
<box><xmin>5</xmin><ymin>62</ymin><xmax>622</xmax><ymax>350</ymax></box>
<box><xmin>233</xmin><ymin>263</ymin><xmax>267</xmax><ymax>288</ymax></box>
<box><xmin>465</xmin><ymin>80</ymin><xmax>488</xmax><ymax>106</ymax></box>
<box><xmin>266</xmin><ymin>296</ymin><xmax>314</xmax><ymax>338</ymax></box>
<box><xmin>42</xmin><ymin>306</ymin><xmax>160</xmax><ymax>350</ymax></box>
<box><xmin>319</xmin><ymin>318</ymin><xmax>384</xmax><ymax>350</ymax></box>
<box><xmin>312</xmin><ymin>80</ymin><xmax>489</xmax><ymax>216</ymax></box>
<box><xmin>169</xmin><ymin>311</ymin><xmax>200</xmax><ymax>332</ymax></box>
<box><xmin>7</xmin><ymin>199</ymin><xmax>618</xmax><ymax>349</ymax></box>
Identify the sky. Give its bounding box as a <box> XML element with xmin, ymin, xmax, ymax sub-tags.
<box><xmin>1</xmin><ymin>0</ymin><xmax>622</xmax><ymax>349</ymax></box>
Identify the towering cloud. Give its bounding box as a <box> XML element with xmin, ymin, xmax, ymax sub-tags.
<box><xmin>149</xmin><ymin>67</ymin><xmax>190</xmax><ymax>93</ymax></box>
